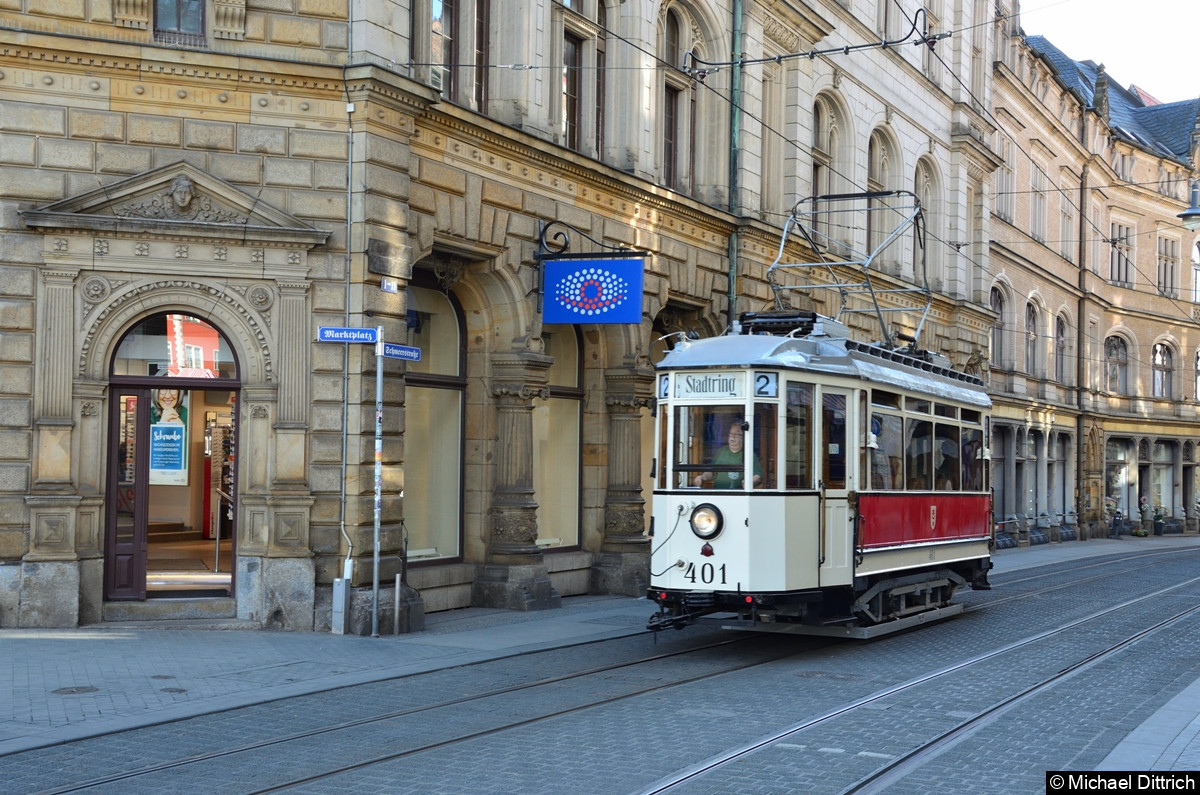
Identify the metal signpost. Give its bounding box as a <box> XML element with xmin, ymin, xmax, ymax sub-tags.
<box><xmin>317</xmin><ymin>326</ymin><xmax>421</xmax><ymax>637</ymax></box>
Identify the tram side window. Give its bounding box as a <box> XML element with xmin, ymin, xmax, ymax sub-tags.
<box><xmin>657</xmin><ymin>409</ymin><xmax>668</xmax><ymax>490</ymax></box>
<box><xmin>934</xmin><ymin>423</ymin><xmax>960</xmax><ymax>490</ymax></box>
<box><xmin>753</xmin><ymin>403</ymin><xmax>777</xmax><ymax>489</ymax></box>
<box><xmin>962</xmin><ymin>427</ymin><xmax>985</xmax><ymax>490</ymax></box>
<box><xmin>906</xmin><ymin>419</ymin><xmax>932</xmax><ymax>490</ymax></box>
<box><xmin>822</xmin><ymin>392</ymin><xmax>846</xmax><ymax>489</ymax></box>
<box><xmin>786</xmin><ymin>383</ymin><xmax>813</xmax><ymax>489</ymax></box>
<box><xmin>870</xmin><ymin>412</ymin><xmax>904</xmax><ymax>489</ymax></box>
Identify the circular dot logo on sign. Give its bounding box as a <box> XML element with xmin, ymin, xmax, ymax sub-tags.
<box><xmin>554</xmin><ymin>268</ymin><xmax>629</xmax><ymax>316</ymax></box>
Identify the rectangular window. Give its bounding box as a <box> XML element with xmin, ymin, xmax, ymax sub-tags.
<box><xmin>1110</xmin><ymin>222</ymin><xmax>1133</xmax><ymax>286</ymax></box>
<box><xmin>869</xmin><ymin>412</ymin><xmax>903</xmax><ymax>490</ymax></box>
<box><xmin>563</xmin><ymin>33</ymin><xmax>583</xmax><ymax>151</ymax></box>
<box><xmin>1030</xmin><ymin>167</ymin><xmax>1047</xmax><ymax>243</ymax></box>
<box><xmin>595</xmin><ymin>20</ymin><xmax>606</xmax><ymax>153</ymax></box>
<box><xmin>934</xmin><ymin>423</ymin><xmax>960</xmax><ymax>490</ymax></box>
<box><xmin>432</xmin><ymin>0</ymin><xmax>457</xmax><ymax>95</ymax></box>
<box><xmin>786</xmin><ymin>383</ymin><xmax>813</xmax><ymax>489</ymax></box>
<box><xmin>183</xmin><ymin>344</ymin><xmax>204</xmax><ymax>370</ymax></box>
<box><xmin>996</xmin><ymin>137</ymin><xmax>1015</xmax><ymax>221</ymax></box>
<box><xmin>822</xmin><ymin>393</ymin><xmax>847</xmax><ymax>490</ymax></box>
<box><xmin>155</xmin><ymin>0</ymin><xmax>203</xmax><ymax>41</ymax></box>
<box><xmin>473</xmin><ymin>0</ymin><xmax>489</xmax><ymax>108</ymax></box>
<box><xmin>906</xmin><ymin>419</ymin><xmax>932</xmax><ymax>490</ymax></box>
<box><xmin>962</xmin><ymin>427</ymin><xmax>985</xmax><ymax>490</ymax></box>
<box><xmin>1059</xmin><ymin>183</ymin><xmax>1075</xmax><ymax>261</ymax></box>
<box><xmin>664</xmin><ymin>86</ymin><xmax>680</xmax><ymax>189</ymax></box>
<box><xmin>1158</xmin><ymin>236</ymin><xmax>1179</xmax><ymax>297</ymax></box>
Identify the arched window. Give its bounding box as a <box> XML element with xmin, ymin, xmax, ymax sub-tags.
<box><xmin>1025</xmin><ymin>302</ymin><xmax>1039</xmax><ymax>375</ymax></box>
<box><xmin>1152</xmin><ymin>343</ymin><xmax>1173</xmax><ymax>399</ymax></box>
<box><xmin>990</xmin><ymin>286</ymin><xmax>1005</xmax><ymax>369</ymax></box>
<box><xmin>533</xmin><ymin>328</ymin><xmax>583</xmax><ymax>549</ymax></box>
<box><xmin>914</xmin><ymin>158</ymin><xmax>942</xmax><ymax>288</ymax></box>
<box><xmin>1105</xmin><ymin>336</ymin><xmax>1129</xmax><ymax>394</ymax></box>
<box><xmin>659</xmin><ymin>7</ymin><xmax>703</xmax><ymax>193</ymax></box>
<box><xmin>1195</xmin><ymin>348</ymin><xmax>1200</xmax><ymax>400</ymax></box>
<box><xmin>812</xmin><ymin>94</ymin><xmax>844</xmax><ymax>244</ymax></box>
<box><xmin>1055</xmin><ymin>315</ymin><xmax>1068</xmax><ymax>384</ymax></box>
<box><xmin>404</xmin><ymin>283</ymin><xmax>466</xmax><ymax>561</ymax></box>
<box><xmin>867</xmin><ymin>129</ymin><xmax>894</xmax><ymax>258</ymax></box>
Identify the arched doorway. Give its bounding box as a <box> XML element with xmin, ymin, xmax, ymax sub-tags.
<box><xmin>104</xmin><ymin>313</ymin><xmax>241</xmax><ymax>601</ymax></box>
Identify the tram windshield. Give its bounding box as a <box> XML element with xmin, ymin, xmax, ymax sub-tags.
<box><xmin>671</xmin><ymin>405</ymin><xmax>776</xmax><ymax>489</ymax></box>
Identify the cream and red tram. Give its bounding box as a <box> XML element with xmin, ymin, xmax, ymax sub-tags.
<box><xmin>647</xmin><ymin>311</ymin><xmax>993</xmax><ymax>638</ymax></box>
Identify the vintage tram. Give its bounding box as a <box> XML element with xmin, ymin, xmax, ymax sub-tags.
<box><xmin>646</xmin><ymin>310</ymin><xmax>993</xmax><ymax>638</ymax></box>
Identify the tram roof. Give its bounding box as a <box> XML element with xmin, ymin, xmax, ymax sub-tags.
<box><xmin>658</xmin><ymin>329</ymin><xmax>990</xmax><ymax>409</ymax></box>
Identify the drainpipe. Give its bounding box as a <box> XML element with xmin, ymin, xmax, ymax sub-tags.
<box><xmin>1076</xmin><ymin>152</ymin><xmax>1089</xmax><ymax>538</ymax></box>
<box><xmin>339</xmin><ymin>7</ymin><xmax>356</xmax><ymax>577</ymax></box>
<box><xmin>726</xmin><ymin>0</ymin><xmax>743</xmax><ymax>327</ymax></box>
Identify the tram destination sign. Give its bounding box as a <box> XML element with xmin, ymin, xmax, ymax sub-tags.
<box><xmin>673</xmin><ymin>372</ymin><xmax>745</xmax><ymax>399</ymax></box>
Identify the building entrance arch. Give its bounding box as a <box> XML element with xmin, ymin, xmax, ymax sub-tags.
<box><xmin>104</xmin><ymin>313</ymin><xmax>241</xmax><ymax>601</ymax></box>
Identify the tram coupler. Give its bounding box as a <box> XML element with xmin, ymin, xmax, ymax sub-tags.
<box><xmin>647</xmin><ymin>609</ymin><xmax>696</xmax><ymax>632</ymax></box>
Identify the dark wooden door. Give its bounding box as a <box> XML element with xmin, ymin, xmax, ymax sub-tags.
<box><xmin>105</xmin><ymin>390</ymin><xmax>148</xmax><ymax>600</ymax></box>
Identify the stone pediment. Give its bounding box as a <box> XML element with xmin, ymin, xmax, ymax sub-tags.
<box><xmin>21</xmin><ymin>162</ymin><xmax>329</xmax><ymax>247</ymax></box>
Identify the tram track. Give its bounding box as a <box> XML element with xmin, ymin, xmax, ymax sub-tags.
<box><xmin>20</xmin><ymin>548</ymin><xmax>1200</xmax><ymax>794</ymax></box>
<box><xmin>637</xmin><ymin>568</ymin><xmax>1200</xmax><ymax>794</ymax></box>
<box><xmin>969</xmin><ymin>545</ymin><xmax>1200</xmax><ymax>610</ymax></box>
<box><xmin>28</xmin><ymin>633</ymin><xmax>823</xmax><ymax>795</ymax></box>
<box><xmin>843</xmin><ymin>601</ymin><xmax>1200</xmax><ymax>794</ymax></box>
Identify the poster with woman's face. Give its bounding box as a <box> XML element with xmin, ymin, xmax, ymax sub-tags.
<box><xmin>150</xmin><ymin>388</ymin><xmax>189</xmax><ymax>485</ymax></box>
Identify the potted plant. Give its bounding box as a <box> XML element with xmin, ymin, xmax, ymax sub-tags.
<box><xmin>1153</xmin><ymin>504</ymin><xmax>1165</xmax><ymax>535</ymax></box>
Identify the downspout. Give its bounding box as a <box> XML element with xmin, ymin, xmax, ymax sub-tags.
<box><xmin>339</xmin><ymin>6</ymin><xmax>356</xmax><ymax>575</ymax></box>
<box><xmin>1076</xmin><ymin>153</ymin><xmax>1090</xmax><ymax>539</ymax></box>
<box><xmin>726</xmin><ymin>0</ymin><xmax>742</xmax><ymax>327</ymax></box>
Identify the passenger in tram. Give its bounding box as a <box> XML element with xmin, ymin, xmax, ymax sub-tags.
<box><xmin>694</xmin><ymin>422</ymin><xmax>762</xmax><ymax>488</ymax></box>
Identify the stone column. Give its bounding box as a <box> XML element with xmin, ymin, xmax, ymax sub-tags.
<box><xmin>272</xmin><ymin>282</ymin><xmax>311</xmax><ymax>488</ymax></box>
<box><xmin>591</xmin><ymin>366</ymin><xmax>654</xmax><ymax>596</ymax></box>
<box><xmin>32</xmin><ymin>267</ymin><xmax>79</xmax><ymax>488</ymax></box>
<box><xmin>472</xmin><ymin>351</ymin><xmax>560</xmax><ymax>611</ymax></box>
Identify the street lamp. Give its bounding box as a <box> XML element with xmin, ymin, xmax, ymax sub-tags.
<box><xmin>1179</xmin><ymin>179</ymin><xmax>1200</xmax><ymax>231</ymax></box>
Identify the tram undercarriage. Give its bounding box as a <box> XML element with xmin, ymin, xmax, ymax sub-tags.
<box><xmin>647</xmin><ymin>563</ymin><xmax>990</xmax><ymax>639</ymax></box>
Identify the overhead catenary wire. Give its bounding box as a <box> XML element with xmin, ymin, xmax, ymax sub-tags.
<box><xmin>414</xmin><ymin>2</ymin><xmax>1197</xmax><ymax>355</ymax></box>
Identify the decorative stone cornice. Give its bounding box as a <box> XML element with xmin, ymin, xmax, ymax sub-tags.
<box><xmin>491</xmin><ymin>384</ymin><xmax>550</xmax><ymax>401</ymax></box>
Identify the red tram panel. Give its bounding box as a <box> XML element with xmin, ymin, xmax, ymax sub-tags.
<box><xmin>857</xmin><ymin>493</ymin><xmax>991</xmax><ymax>548</ymax></box>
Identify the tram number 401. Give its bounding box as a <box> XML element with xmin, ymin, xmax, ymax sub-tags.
<box><xmin>684</xmin><ymin>562</ymin><xmax>727</xmax><ymax>584</ymax></box>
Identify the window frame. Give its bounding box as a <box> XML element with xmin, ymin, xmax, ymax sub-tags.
<box><xmin>154</xmin><ymin>0</ymin><xmax>206</xmax><ymax>44</ymax></box>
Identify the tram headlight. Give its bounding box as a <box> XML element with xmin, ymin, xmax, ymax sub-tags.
<box><xmin>689</xmin><ymin>503</ymin><xmax>723</xmax><ymax>540</ymax></box>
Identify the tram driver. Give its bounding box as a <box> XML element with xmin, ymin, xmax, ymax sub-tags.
<box><xmin>694</xmin><ymin>421</ymin><xmax>762</xmax><ymax>488</ymax></box>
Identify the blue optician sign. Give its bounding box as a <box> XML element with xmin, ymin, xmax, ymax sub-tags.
<box><xmin>318</xmin><ymin>326</ymin><xmax>378</xmax><ymax>344</ymax></box>
<box><xmin>542</xmin><ymin>257</ymin><xmax>644</xmax><ymax>324</ymax></box>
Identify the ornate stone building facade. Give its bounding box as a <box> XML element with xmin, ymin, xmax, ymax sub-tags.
<box><xmin>990</xmin><ymin>3</ymin><xmax>1200</xmax><ymax>542</ymax></box>
<box><xmin>2</xmin><ymin>0</ymin><xmax>1015</xmax><ymax>630</ymax></box>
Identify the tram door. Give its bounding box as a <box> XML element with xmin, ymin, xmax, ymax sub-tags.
<box><xmin>819</xmin><ymin>387</ymin><xmax>854</xmax><ymax>586</ymax></box>
<box><xmin>106</xmin><ymin>390</ymin><xmax>149</xmax><ymax>600</ymax></box>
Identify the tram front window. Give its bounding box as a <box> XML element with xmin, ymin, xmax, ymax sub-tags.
<box><xmin>675</xmin><ymin>406</ymin><xmax>771</xmax><ymax>489</ymax></box>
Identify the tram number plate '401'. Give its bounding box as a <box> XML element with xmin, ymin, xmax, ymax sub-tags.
<box><xmin>684</xmin><ymin>562</ymin><xmax>727</xmax><ymax>585</ymax></box>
